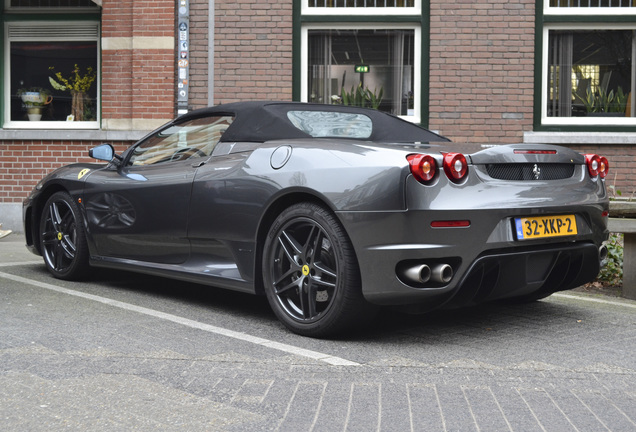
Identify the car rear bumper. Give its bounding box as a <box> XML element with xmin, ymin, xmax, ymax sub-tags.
<box><xmin>338</xmin><ymin>206</ymin><xmax>609</xmax><ymax>307</ymax></box>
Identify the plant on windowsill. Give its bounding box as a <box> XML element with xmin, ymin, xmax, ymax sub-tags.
<box><xmin>17</xmin><ymin>87</ymin><xmax>52</xmax><ymax>121</ymax></box>
<box><xmin>335</xmin><ymin>83</ymin><xmax>384</xmax><ymax>110</ymax></box>
<box><xmin>575</xmin><ymin>85</ymin><xmax>628</xmax><ymax>116</ymax></box>
<box><xmin>49</xmin><ymin>64</ymin><xmax>96</xmax><ymax>121</ymax></box>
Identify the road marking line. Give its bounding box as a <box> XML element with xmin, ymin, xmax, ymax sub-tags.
<box><xmin>0</xmin><ymin>261</ymin><xmax>41</xmax><ymax>267</ymax></box>
<box><xmin>0</xmin><ymin>271</ymin><xmax>360</xmax><ymax>367</ymax></box>
<box><xmin>552</xmin><ymin>293</ymin><xmax>636</xmax><ymax>310</ymax></box>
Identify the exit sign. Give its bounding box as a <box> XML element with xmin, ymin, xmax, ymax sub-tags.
<box><xmin>355</xmin><ymin>65</ymin><xmax>370</xmax><ymax>73</ymax></box>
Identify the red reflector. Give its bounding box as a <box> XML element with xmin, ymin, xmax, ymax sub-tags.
<box><xmin>602</xmin><ymin>211</ymin><xmax>609</xmax><ymax>218</ymax></box>
<box><xmin>514</xmin><ymin>150</ymin><xmax>557</xmax><ymax>155</ymax></box>
<box><xmin>431</xmin><ymin>220</ymin><xmax>471</xmax><ymax>228</ymax></box>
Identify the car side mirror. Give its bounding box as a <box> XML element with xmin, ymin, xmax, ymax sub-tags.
<box><xmin>89</xmin><ymin>143</ymin><xmax>115</xmax><ymax>162</ymax></box>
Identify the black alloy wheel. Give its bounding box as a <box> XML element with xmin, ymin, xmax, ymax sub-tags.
<box><xmin>262</xmin><ymin>202</ymin><xmax>373</xmax><ymax>337</ymax></box>
<box><xmin>40</xmin><ymin>191</ymin><xmax>90</xmax><ymax>280</ymax></box>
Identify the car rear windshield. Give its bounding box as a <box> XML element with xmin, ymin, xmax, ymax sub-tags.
<box><xmin>286</xmin><ymin>110</ymin><xmax>373</xmax><ymax>139</ymax></box>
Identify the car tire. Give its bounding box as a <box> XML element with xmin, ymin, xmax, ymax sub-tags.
<box><xmin>262</xmin><ymin>202</ymin><xmax>374</xmax><ymax>337</ymax></box>
<box><xmin>40</xmin><ymin>191</ymin><xmax>90</xmax><ymax>280</ymax></box>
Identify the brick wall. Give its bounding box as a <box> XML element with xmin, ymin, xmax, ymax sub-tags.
<box><xmin>214</xmin><ymin>1</ymin><xmax>293</xmax><ymax>103</ymax></box>
<box><xmin>101</xmin><ymin>0</ymin><xmax>133</xmax><ymax>124</ymax></box>
<box><xmin>102</xmin><ymin>0</ymin><xmax>175</xmax><ymax>128</ymax></box>
<box><xmin>0</xmin><ymin>141</ymin><xmax>131</xmax><ymax>204</ymax></box>
<box><xmin>429</xmin><ymin>0</ymin><xmax>536</xmax><ymax>144</ymax></box>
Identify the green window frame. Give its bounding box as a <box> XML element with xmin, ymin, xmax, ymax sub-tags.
<box><xmin>535</xmin><ymin>0</ymin><xmax>636</xmax><ymax>131</ymax></box>
<box><xmin>293</xmin><ymin>0</ymin><xmax>430</xmax><ymax>126</ymax></box>
<box><xmin>0</xmin><ymin>4</ymin><xmax>101</xmax><ymax>129</ymax></box>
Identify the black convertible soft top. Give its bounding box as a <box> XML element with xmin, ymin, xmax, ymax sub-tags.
<box><xmin>176</xmin><ymin>101</ymin><xmax>450</xmax><ymax>143</ymax></box>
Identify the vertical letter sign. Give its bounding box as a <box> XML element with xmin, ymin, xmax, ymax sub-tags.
<box><xmin>177</xmin><ymin>0</ymin><xmax>189</xmax><ymax>114</ymax></box>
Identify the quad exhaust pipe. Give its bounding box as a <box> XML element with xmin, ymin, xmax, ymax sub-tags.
<box><xmin>431</xmin><ymin>264</ymin><xmax>453</xmax><ymax>284</ymax></box>
<box><xmin>403</xmin><ymin>264</ymin><xmax>432</xmax><ymax>284</ymax></box>
<box><xmin>402</xmin><ymin>263</ymin><xmax>453</xmax><ymax>285</ymax></box>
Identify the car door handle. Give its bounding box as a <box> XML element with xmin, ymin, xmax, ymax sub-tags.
<box><xmin>192</xmin><ymin>160</ymin><xmax>207</xmax><ymax>168</ymax></box>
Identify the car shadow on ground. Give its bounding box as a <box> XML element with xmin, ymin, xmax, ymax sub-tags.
<box><xmin>88</xmin><ymin>267</ymin><xmax>277</xmax><ymax>320</ymax></box>
<box><xmin>89</xmin><ymin>267</ymin><xmax>590</xmax><ymax>340</ymax></box>
<box><xmin>357</xmin><ymin>296</ymin><xmax>595</xmax><ymax>347</ymax></box>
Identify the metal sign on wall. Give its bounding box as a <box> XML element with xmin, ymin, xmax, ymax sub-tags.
<box><xmin>177</xmin><ymin>0</ymin><xmax>189</xmax><ymax>115</ymax></box>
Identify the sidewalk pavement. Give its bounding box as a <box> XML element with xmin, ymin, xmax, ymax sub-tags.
<box><xmin>2</xmin><ymin>234</ymin><xmax>636</xmax><ymax>431</ymax></box>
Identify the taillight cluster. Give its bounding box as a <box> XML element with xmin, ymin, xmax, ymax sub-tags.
<box><xmin>407</xmin><ymin>152</ymin><xmax>468</xmax><ymax>185</ymax></box>
<box><xmin>584</xmin><ymin>154</ymin><xmax>609</xmax><ymax>179</ymax></box>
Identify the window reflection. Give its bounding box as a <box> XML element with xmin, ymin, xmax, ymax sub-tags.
<box><xmin>308</xmin><ymin>29</ymin><xmax>415</xmax><ymax>117</ymax></box>
<box><xmin>547</xmin><ymin>30</ymin><xmax>634</xmax><ymax>118</ymax></box>
<box><xmin>11</xmin><ymin>41</ymin><xmax>98</xmax><ymax>122</ymax></box>
<box><xmin>129</xmin><ymin>116</ymin><xmax>235</xmax><ymax>166</ymax></box>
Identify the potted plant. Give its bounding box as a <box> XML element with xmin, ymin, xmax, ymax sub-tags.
<box><xmin>575</xmin><ymin>85</ymin><xmax>628</xmax><ymax>116</ymax></box>
<box><xmin>338</xmin><ymin>83</ymin><xmax>384</xmax><ymax>109</ymax></box>
<box><xmin>17</xmin><ymin>87</ymin><xmax>52</xmax><ymax>121</ymax></box>
<box><xmin>49</xmin><ymin>65</ymin><xmax>96</xmax><ymax>121</ymax></box>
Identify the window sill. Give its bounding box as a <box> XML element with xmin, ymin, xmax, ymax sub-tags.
<box><xmin>0</xmin><ymin>129</ymin><xmax>147</xmax><ymax>142</ymax></box>
<box><xmin>524</xmin><ymin>131</ymin><xmax>636</xmax><ymax>145</ymax></box>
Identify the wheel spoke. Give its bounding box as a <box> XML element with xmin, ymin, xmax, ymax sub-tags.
<box><xmin>278</xmin><ymin>230</ymin><xmax>303</xmax><ymax>264</ymax></box>
<box><xmin>49</xmin><ymin>202</ymin><xmax>63</xmax><ymax>231</ymax></box>
<box><xmin>274</xmin><ymin>271</ymin><xmax>301</xmax><ymax>295</ymax></box>
<box><xmin>299</xmin><ymin>283</ymin><xmax>317</xmax><ymax>319</ymax></box>
<box><xmin>309</xmin><ymin>274</ymin><xmax>336</xmax><ymax>289</ymax></box>
<box><xmin>303</xmin><ymin>225</ymin><xmax>322</xmax><ymax>263</ymax></box>
<box><xmin>54</xmin><ymin>242</ymin><xmax>66</xmax><ymax>270</ymax></box>
<box><xmin>41</xmin><ymin>230</ymin><xmax>58</xmax><ymax>246</ymax></box>
<box><xmin>59</xmin><ymin>210</ymin><xmax>74</xmax><ymax>232</ymax></box>
<box><xmin>60</xmin><ymin>234</ymin><xmax>77</xmax><ymax>259</ymax></box>
<box><xmin>313</xmin><ymin>261</ymin><xmax>337</xmax><ymax>281</ymax></box>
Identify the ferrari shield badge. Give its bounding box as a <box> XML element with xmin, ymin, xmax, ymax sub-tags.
<box><xmin>78</xmin><ymin>169</ymin><xmax>90</xmax><ymax>180</ymax></box>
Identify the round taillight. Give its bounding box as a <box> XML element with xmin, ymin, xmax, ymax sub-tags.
<box><xmin>599</xmin><ymin>156</ymin><xmax>609</xmax><ymax>179</ymax></box>
<box><xmin>443</xmin><ymin>153</ymin><xmax>468</xmax><ymax>183</ymax></box>
<box><xmin>585</xmin><ymin>154</ymin><xmax>601</xmax><ymax>177</ymax></box>
<box><xmin>407</xmin><ymin>154</ymin><xmax>437</xmax><ymax>184</ymax></box>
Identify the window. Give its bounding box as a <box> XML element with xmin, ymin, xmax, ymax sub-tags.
<box><xmin>546</xmin><ymin>29</ymin><xmax>634</xmax><ymax>122</ymax></box>
<box><xmin>300</xmin><ymin>22</ymin><xmax>422</xmax><ymax>123</ymax></box>
<box><xmin>287</xmin><ymin>110</ymin><xmax>373</xmax><ymax>138</ymax></box>
<box><xmin>298</xmin><ymin>0</ymin><xmax>423</xmax><ymax>123</ymax></box>
<box><xmin>302</xmin><ymin>0</ymin><xmax>421</xmax><ymax>16</ymax></box>
<box><xmin>545</xmin><ymin>0</ymin><xmax>636</xmax><ymax>15</ymax></box>
<box><xmin>4</xmin><ymin>22</ymin><xmax>100</xmax><ymax>129</ymax></box>
<box><xmin>305</xmin><ymin>29</ymin><xmax>416</xmax><ymax>119</ymax></box>
<box><xmin>549</xmin><ymin>0</ymin><xmax>635</xmax><ymax>7</ymax></box>
<box><xmin>7</xmin><ymin>0</ymin><xmax>98</xmax><ymax>8</ymax></box>
<box><xmin>129</xmin><ymin>116</ymin><xmax>234</xmax><ymax>166</ymax></box>
<box><xmin>307</xmin><ymin>0</ymin><xmax>415</xmax><ymax>7</ymax></box>
<box><xmin>539</xmin><ymin>2</ymin><xmax>636</xmax><ymax>127</ymax></box>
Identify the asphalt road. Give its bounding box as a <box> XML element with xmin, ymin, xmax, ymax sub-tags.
<box><xmin>2</xmin><ymin>235</ymin><xmax>636</xmax><ymax>431</ymax></box>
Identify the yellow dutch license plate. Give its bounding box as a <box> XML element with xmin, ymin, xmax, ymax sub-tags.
<box><xmin>514</xmin><ymin>215</ymin><xmax>578</xmax><ymax>240</ymax></box>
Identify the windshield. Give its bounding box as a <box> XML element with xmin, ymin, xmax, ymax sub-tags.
<box><xmin>129</xmin><ymin>115</ymin><xmax>234</xmax><ymax>165</ymax></box>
